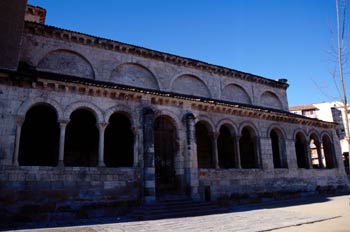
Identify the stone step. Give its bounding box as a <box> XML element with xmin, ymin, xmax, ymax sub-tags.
<box><xmin>129</xmin><ymin>195</ymin><xmax>230</xmax><ymax>220</ymax></box>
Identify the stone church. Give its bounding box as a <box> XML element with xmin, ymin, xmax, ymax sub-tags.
<box><xmin>0</xmin><ymin>1</ymin><xmax>348</xmax><ymax>222</ymax></box>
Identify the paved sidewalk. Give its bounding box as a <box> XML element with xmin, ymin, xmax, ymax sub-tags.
<box><xmin>10</xmin><ymin>194</ymin><xmax>350</xmax><ymax>232</ymax></box>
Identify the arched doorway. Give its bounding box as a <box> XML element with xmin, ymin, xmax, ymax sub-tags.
<box><xmin>104</xmin><ymin>113</ymin><xmax>134</xmax><ymax>167</ymax></box>
<box><xmin>64</xmin><ymin>108</ymin><xmax>98</xmax><ymax>167</ymax></box>
<box><xmin>154</xmin><ymin>116</ymin><xmax>178</xmax><ymax>195</ymax></box>
<box><xmin>19</xmin><ymin>104</ymin><xmax>59</xmax><ymax>166</ymax></box>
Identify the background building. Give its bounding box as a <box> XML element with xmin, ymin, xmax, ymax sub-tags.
<box><xmin>290</xmin><ymin>101</ymin><xmax>350</xmax><ymax>173</ymax></box>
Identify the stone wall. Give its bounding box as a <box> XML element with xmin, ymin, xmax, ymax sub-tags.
<box><xmin>0</xmin><ymin>166</ymin><xmax>138</xmax><ymax>223</ymax></box>
<box><xmin>19</xmin><ymin>24</ymin><xmax>289</xmax><ymax>110</ymax></box>
<box><xmin>198</xmin><ymin>169</ymin><xmax>348</xmax><ymax>201</ymax></box>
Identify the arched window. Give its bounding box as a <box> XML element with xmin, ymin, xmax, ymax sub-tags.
<box><xmin>19</xmin><ymin>105</ymin><xmax>59</xmax><ymax>166</ymax></box>
<box><xmin>239</xmin><ymin>126</ymin><xmax>258</xmax><ymax>169</ymax></box>
<box><xmin>270</xmin><ymin>129</ymin><xmax>287</xmax><ymax>168</ymax></box>
<box><xmin>309</xmin><ymin>134</ymin><xmax>322</xmax><ymax>168</ymax></box>
<box><xmin>104</xmin><ymin>113</ymin><xmax>134</xmax><ymax>167</ymax></box>
<box><xmin>218</xmin><ymin>125</ymin><xmax>235</xmax><ymax>168</ymax></box>
<box><xmin>196</xmin><ymin>122</ymin><xmax>213</xmax><ymax>168</ymax></box>
<box><xmin>64</xmin><ymin>109</ymin><xmax>98</xmax><ymax>167</ymax></box>
<box><xmin>322</xmin><ymin>135</ymin><xmax>336</xmax><ymax>169</ymax></box>
<box><xmin>295</xmin><ymin>132</ymin><xmax>309</xmax><ymax>168</ymax></box>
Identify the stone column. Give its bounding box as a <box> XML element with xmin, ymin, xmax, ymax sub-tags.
<box><xmin>306</xmin><ymin>140</ymin><xmax>313</xmax><ymax>169</ymax></box>
<box><xmin>184</xmin><ymin>112</ymin><xmax>200</xmax><ymax>200</ymax></box>
<box><xmin>259</xmin><ymin>137</ymin><xmax>273</xmax><ymax>170</ymax></box>
<box><xmin>97</xmin><ymin>123</ymin><xmax>108</xmax><ymax>167</ymax></box>
<box><xmin>143</xmin><ymin>107</ymin><xmax>156</xmax><ymax>203</ymax></box>
<box><xmin>254</xmin><ymin>136</ymin><xmax>262</xmax><ymax>168</ymax></box>
<box><xmin>234</xmin><ymin>136</ymin><xmax>241</xmax><ymax>168</ymax></box>
<box><xmin>58</xmin><ymin>120</ymin><xmax>69</xmax><ymax>167</ymax></box>
<box><xmin>317</xmin><ymin>142</ymin><xmax>325</xmax><ymax>168</ymax></box>
<box><xmin>13</xmin><ymin>117</ymin><xmax>24</xmax><ymax>166</ymax></box>
<box><xmin>285</xmin><ymin>138</ymin><xmax>298</xmax><ymax>170</ymax></box>
<box><xmin>209</xmin><ymin>132</ymin><xmax>220</xmax><ymax>169</ymax></box>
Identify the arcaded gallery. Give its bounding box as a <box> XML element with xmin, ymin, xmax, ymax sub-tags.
<box><xmin>0</xmin><ymin>1</ymin><xmax>348</xmax><ymax>222</ymax></box>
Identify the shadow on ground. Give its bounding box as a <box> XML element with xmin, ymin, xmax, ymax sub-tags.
<box><xmin>1</xmin><ymin>192</ymin><xmax>349</xmax><ymax>231</ymax></box>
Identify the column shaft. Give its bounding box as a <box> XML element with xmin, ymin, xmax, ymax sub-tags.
<box><xmin>13</xmin><ymin>118</ymin><xmax>24</xmax><ymax>166</ymax></box>
<box><xmin>98</xmin><ymin>123</ymin><xmax>108</xmax><ymax>167</ymax></box>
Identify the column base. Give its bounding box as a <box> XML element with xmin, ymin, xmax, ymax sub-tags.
<box><xmin>57</xmin><ymin>160</ymin><xmax>64</xmax><ymax>167</ymax></box>
<box><xmin>98</xmin><ymin>162</ymin><xmax>105</xmax><ymax>167</ymax></box>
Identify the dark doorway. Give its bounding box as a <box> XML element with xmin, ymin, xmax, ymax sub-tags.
<box><xmin>104</xmin><ymin>113</ymin><xmax>134</xmax><ymax>167</ymax></box>
<box><xmin>239</xmin><ymin>126</ymin><xmax>258</xmax><ymax>169</ymax></box>
<box><xmin>218</xmin><ymin>125</ymin><xmax>235</xmax><ymax>168</ymax></box>
<box><xmin>64</xmin><ymin>109</ymin><xmax>98</xmax><ymax>167</ymax></box>
<box><xmin>154</xmin><ymin>116</ymin><xmax>177</xmax><ymax>195</ymax></box>
<box><xmin>295</xmin><ymin>132</ymin><xmax>309</xmax><ymax>168</ymax></box>
<box><xmin>196</xmin><ymin>122</ymin><xmax>214</xmax><ymax>168</ymax></box>
<box><xmin>19</xmin><ymin>104</ymin><xmax>59</xmax><ymax>166</ymax></box>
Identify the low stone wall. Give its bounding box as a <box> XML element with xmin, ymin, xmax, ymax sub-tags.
<box><xmin>0</xmin><ymin>166</ymin><xmax>140</xmax><ymax>224</ymax></box>
<box><xmin>198</xmin><ymin>168</ymin><xmax>349</xmax><ymax>201</ymax></box>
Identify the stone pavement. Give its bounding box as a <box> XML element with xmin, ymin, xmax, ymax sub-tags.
<box><xmin>10</xmin><ymin>194</ymin><xmax>350</xmax><ymax>232</ymax></box>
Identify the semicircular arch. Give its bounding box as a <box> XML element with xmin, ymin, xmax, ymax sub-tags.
<box><xmin>64</xmin><ymin>101</ymin><xmax>104</xmax><ymax>123</ymax></box>
<box><xmin>17</xmin><ymin>97</ymin><xmax>64</xmax><ymax>120</ymax></box>
<box><xmin>170</xmin><ymin>74</ymin><xmax>211</xmax><ymax>98</ymax></box>
<box><xmin>110</xmin><ymin>62</ymin><xmax>160</xmax><ymax>90</ymax></box>
<box><xmin>37</xmin><ymin>49</ymin><xmax>95</xmax><ymax>79</ymax></box>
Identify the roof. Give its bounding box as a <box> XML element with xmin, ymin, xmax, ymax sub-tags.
<box><xmin>289</xmin><ymin>104</ymin><xmax>318</xmax><ymax>111</ymax></box>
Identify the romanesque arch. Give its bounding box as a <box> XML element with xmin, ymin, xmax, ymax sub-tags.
<box><xmin>104</xmin><ymin>113</ymin><xmax>134</xmax><ymax>167</ymax></box>
<box><xmin>260</xmin><ymin>91</ymin><xmax>283</xmax><ymax>109</ymax></box>
<box><xmin>64</xmin><ymin>101</ymin><xmax>104</xmax><ymax>123</ymax></box>
<box><xmin>195</xmin><ymin>120</ymin><xmax>214</xmax><ymax>168</ymax></box>
<box><xmin>295</xmin><ymin>131</ymin><xmax>310</xmax><ymax>168</ymax></box>
<box><xmin>221</xmin><ymin>84</ymin><xmax>251</xmax><ymax>104</ymax></box>
<box><xmin>171</xmin><ymin>74</ymin><xmax>211</xmax><ymax>98</ymax></box>
<box><xmin>18</xmin><ymin>104</ymin><xmax>59</xmax><ymax>166</ymax></box>
<box><xmin>17</xmin><ymin>97</ymin><xmax>64</xmax><ymax>121</ymax></box>
<box><xmin>110</xmin><ymin>63</ymin><xmax>159</xmax><ymax>90</ymax></box>
<box><xmin>104</xmin><ymin>105</ymin><xmax>135</xmax><ymax>126</ymax></box>
<box><xmin>37</xmin><ymin>49</ymin><xmax>95</xmax><ymax>79</ymax></box>
<box><xmin>64</xmin><ymin>108</ymin><xmax>98</xmax><ymax>167</ymax></box>
<box><xmin>322</xmin><ymin>134</ymin><xmax>336</xmax><ymax>168</ymax></box>
<box><xmin>239</xmin><ymin>125</ymin><xmax>259</xmax><ymax>169</ymax></box>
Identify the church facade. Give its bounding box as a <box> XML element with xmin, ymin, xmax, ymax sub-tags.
<box><xmin>0</xmin><ymin>1</ymin><xmax>348</xmax><ymax>222</ymax></box>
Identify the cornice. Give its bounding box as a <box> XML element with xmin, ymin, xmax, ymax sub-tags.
<box><xmin>1</xmin><ymin>69</ymin><xmax>335</xmax><ymax>129</ymax></box>
<box><xmin>23</xmin><ymin>21</ymin><xmax>289</xmax><ymax>90</ymax></box>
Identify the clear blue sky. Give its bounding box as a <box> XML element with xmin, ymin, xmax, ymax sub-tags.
<box><xmin>28</xmin><ymin>0</ymin><xmax>350</xmax><ymax>106</ymax></box>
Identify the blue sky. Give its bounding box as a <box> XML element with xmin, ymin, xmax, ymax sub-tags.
<box><xmin>28</xmin><ymin>0</ymin><xmax>350</xmax><ymax>106</ymax></box>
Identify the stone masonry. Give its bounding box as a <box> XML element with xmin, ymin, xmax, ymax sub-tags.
<box><xmin>0</xmin><ymin>3</ymin><xmax>349</xmax><ymax>224</ymax></box>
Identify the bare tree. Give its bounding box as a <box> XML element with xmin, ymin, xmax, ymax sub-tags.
<box><xmin>336</xmin><ymin>0</ymin><xmax>350</xmax><ymax>172</ymax></box>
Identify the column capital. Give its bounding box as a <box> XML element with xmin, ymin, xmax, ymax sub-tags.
<box><xmin>97</xmin><ymin>122</ymin><xmax>108</xmax><ymax>130</ymax></box>
<box><xmin>58</xmin><ymin>119</ymin><xmax>70</xmax><ymax>127</ymax></box>
<box><xmin>183</xmin><ymin>112</ymin><xmax>195</xmax><ymax>121</ymax></box>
